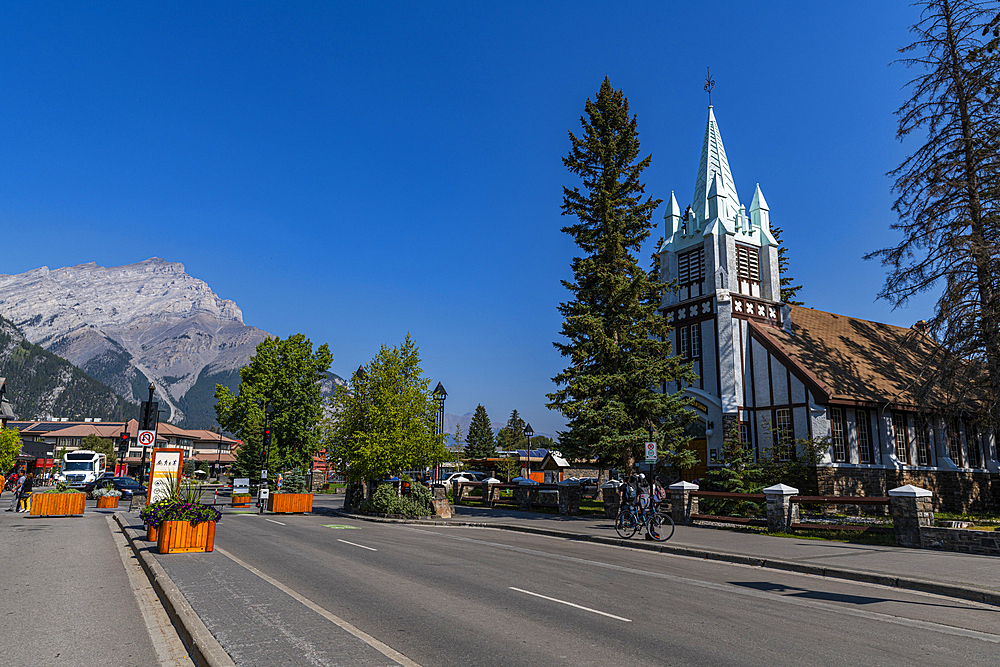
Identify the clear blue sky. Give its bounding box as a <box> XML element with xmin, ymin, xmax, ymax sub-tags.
<box><xmin>0</xmin><ymin>2</ymin><xmax>930</xmax><ymax>435</ymax></box>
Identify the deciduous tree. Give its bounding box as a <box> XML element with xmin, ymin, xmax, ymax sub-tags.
<box><xmin>0</xmin><ymin>427</ymin><xmax>20</xmax><ymax>472</ymax></box>
<box><xmin>83</xmin><ymin>433</ymin><xmax>116</xmax><ymax>468</ymax></box>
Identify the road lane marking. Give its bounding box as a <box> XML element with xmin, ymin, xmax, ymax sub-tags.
<box><xmin>323</xmin><ymin>524</ymin><xmax>361</xmax><ymax>529</ymax></box>
<box><xmin>408</xmin><ymin>528</ymin><xmax>1000</xmax><ymax>644</ymax></box>
<box><xmin>337</xmin><ymin>538</ymin><xmax>377</xmax><ymax>551</ymax></box>
<box><xmin>265</xmin><ymin>519</ymin><xmax>286</xmax><ymax>526</ymax></box>
<box><xmin>215</xmin><ymin>547</ymin><xmax>420</xmax><ymax>667</ymax></box>
<box><xmin>509</xmin><ymin>587</ymin><xmax>631</xmax><ymax>622</ymax></box>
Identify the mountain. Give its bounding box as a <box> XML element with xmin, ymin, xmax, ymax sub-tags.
<box><xmin>0</xmin><ymin>258</ymin><xmax>272</xmax><ymax>427</ymax></box>
<box><xmin>0</xmin><ymin>314</ymin><xmax>134</xmax><ymax>421</ymax></box>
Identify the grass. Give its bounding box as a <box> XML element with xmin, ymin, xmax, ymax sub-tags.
<box><xmin>934</xmin><ymin>511</ymin><xmax>1000</xmax><ymax>525</ymax></box>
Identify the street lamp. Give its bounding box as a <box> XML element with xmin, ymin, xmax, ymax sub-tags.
<box><xmin>523</xmin><ymin>423</ymin><xmax>534</xmax><ymax>480</ymax></box>
<box><xmin>259</xmin><ymin>402</ymin><xmax>275</xmax><ymax>514</ymax></box>
<box><xmin>432</xmin><ymin>383</ymin><xmax>447</xmax><ymax>483</ymax></box>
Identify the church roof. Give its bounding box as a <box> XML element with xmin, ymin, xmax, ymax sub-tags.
<box><xmin>750</xmin><ymin>306</ymin><xmax>964</xmax><ymax>409</ymax></box>
<box><xmin>692</xmin><ymin>106</ymin><xmax>740</xmax><ymax>223</ymax></box>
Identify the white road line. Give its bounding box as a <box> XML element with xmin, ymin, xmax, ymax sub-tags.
<box><xmin>337</xmin><ymin>538</ymin><xmax>377</xmax><ymax>551</ymax></box>
<box><xmin>410</xmin><ymin>528</ymin><xmax>1000</xmax><ymax>644</ymax></box>
<box><xmin>107</xmin><ymin>516</ymin><xmax>195</xmax><ymax>666</ymax></box>
<box><xmin>509</xmin><ymin>587</ymin><xmax>631</xmax><ymax>622</ymax></box>
<box><xmin>215</xmin><ymin>547</ymin><xmax>419</xmax><ymax>667</ymax></box>
<box><xmin>265</xmin><ymin>518</ymin><xmax>286</xmax><ymax>526</ymax></box>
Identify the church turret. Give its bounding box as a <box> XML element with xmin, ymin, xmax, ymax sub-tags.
<box><xmin>665</xmin><ymin>191</ymin><xmax>682</xmax><ymax>237</ymax></box>
<box><xmin>750</xmin><ymin>183</ymin><xmax>770</xmax><ymax>233</ymax></box>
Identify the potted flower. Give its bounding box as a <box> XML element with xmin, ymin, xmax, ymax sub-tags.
<box><xmin>139</xmin><ymin>478</ymin><xmax>221</xmax><ymax>553</ymax></box>
<box><xmin>93</xmin><ymin>482</ymin><xmax>123</xmax><ymax>509</ymax></box>
<box><xmin>266</xmin><ymin>467</ymin><xmax>313</xmax><ymax>513</ymax></box>
<box><xmin>31</xmin><ymin>482</ymin><xmax>86</xmax><ymax>517</ymax></box>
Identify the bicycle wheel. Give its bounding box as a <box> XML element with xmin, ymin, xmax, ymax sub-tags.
<box><xmin>647</xmin><ymin>511</ymin><xmax>675</xmax><ymax>542</ymax></box>
<box><xmin>615</xmin><ymin>510</ymin><xmax>638</xmax><ymax>539</ymax></box>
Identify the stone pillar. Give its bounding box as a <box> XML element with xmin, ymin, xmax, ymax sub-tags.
<box><xmin>601</xmin><ymin>481</ymin><xmax>622</xmax><ymax>518</ymax></box>
<box><xmin>557</xmin><ymin>479</ymin><xmax>582</xmax><ymax>515</ymax></box>
<box><xmin>431</xmin><ymin>486</ymin><xmax>452</xmax><ymax>519</ymax></box>
<box><xmin>515</xmin><ymin>481</ymin><xmax>538</xmax><ymax>511</ymax></box>
<box><xmin>669</xmin><ymin>481</ymin><xmax>699</xmax><ymax>525</ymax></box>
<box><xmin>763</xmin><ymin>484</ymin><xmax>799</xmax><ymax>532</ymax></box>
<box><xmin>484</xmin><ymin>478</ymin><xmax>501</xmax><ymax>507</ymax></box>
<box><xmin>889</xmin><ymin>484</ymin><xmax>934</xmax><ymax>548</ymax></box>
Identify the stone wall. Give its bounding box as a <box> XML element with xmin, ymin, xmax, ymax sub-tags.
<box><xmin>816</xmin><ymin>468</ymin><xmax>999</xmax><ymax>513</ymax></box>
<box><xmin>920</xmin><ymin>527</ymin><xmax>1000</xmax><ymax>556</ymax></box>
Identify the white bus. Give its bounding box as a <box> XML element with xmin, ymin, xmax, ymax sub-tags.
<box><xmin>58</xmin><ymin>450</ymin><xmax>107</xmax><ymax>488</ymax></box>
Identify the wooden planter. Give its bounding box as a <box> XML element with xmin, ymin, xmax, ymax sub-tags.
<box><xmin>29</xmin><ymin>492</ymin><xmax>86</xmax><ymax>517</ymax></box>
<box><xmin>267</xmin><ymin>493</ymin><xmax>313</xmax><ymax>513</ymax></box>
<box><xmin>146</xmin><ymin>524</ymin><xmax>159</xmax><ymax>542</ymax></box>
<box><xmin>232</xmin><ymin>494</ymin><xmax>252</xmax><ymax>508</ymax></box>
<box><xmin>157</xmin><ymin>520</ymin><xmax>217</xmax><ymax>554</ymax></box>
<box><xmin>96</xmin><ymin>496</ymin><xmax>120</xmax><ymax>509</ymax></box>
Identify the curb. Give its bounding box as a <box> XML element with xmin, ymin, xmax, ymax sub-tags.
<box><xmin>330</xmin><ymin>509</ymin><xmax>1000</xmax><ymax>608</ymax></box>
<box><xmin>114</xmin><ymin>513</ymin><xmax>236</xmax><ymax>667</ymax></box>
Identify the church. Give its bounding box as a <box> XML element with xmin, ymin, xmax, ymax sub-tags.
<box><xmin>659</xmin><ymin>105</ymin><xmax>999</xmax><ymax>512</ymax></box>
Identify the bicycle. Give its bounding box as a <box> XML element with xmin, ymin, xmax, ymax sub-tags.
<box><xmin>615</xmin><ymin>500</ymin><xmax>674</xmax><ymax>541</ymax></box>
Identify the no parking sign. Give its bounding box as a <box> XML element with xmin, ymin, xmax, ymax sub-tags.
<box><xmin>645</xmin><ymin>441</ymin><xmax>657</xmax><ymax>463</ymax></box>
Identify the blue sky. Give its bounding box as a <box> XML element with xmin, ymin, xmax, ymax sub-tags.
<box><xmin>1</xmin><ymin>2</ymin><xmax>930</xmax><ymax>435</ymax></box>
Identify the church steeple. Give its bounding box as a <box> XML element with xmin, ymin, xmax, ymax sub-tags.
<box><xmin>692</xmin><ymin>106</ymin><xmax>740</xmax><ymax>225</ymax></box>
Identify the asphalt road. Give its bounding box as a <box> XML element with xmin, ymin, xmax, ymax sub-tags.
<box><xmin>212</xmin><ymin>509</ymin><xmax>1000</xmax><ymax>667</ymax></box>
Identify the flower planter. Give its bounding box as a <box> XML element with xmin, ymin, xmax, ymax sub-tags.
<box><xmin>96</xmin><ymin>496</ymin><xmax>120</xmax><ymax>509</ymax></box>
<box><xmin>157</xmin><ymin>520</ymin><xmax>217</xmax><ymax>554</ymax></box>
<box><xmin>267</xmin><ymin>493</ymin><xmax>313</xmax><ymax>513</ymax></box>
<box><xmin>146</xmin><ymin>524</ymin><xmax>159</xmax><ymax>542</ymax></box>
<box><xmin>29</xmin><ymin>492</ymin><xmax>86</xmax><ymax>517</ymax></box>
<box><xmin>232</xmin><ymin>494</ymin><xmax>252</xmax><ymax>508</ymax></box>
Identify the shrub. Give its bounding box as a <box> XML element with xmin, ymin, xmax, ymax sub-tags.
<box><xmin>43</xmin><ymin>481</ymin><xmax>82</xmax><ymax>494</ymax></box>
<box><xmin>281</xmin><ymin>467</ymin><xmax>308</xmax><ymax>493</ymax></box>
<box><xmin>360</xmin><ymin>481</ymin><xmax>432</xmax><ymax>517</ymax></box>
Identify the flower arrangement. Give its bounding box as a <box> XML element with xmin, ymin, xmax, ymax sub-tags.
<box><xmin>140</xmin><ymin>499</ymin><xmax>221</xmax><ymax>528</ymax></box>
<box><xmin>92</xmin><ymin>482</ymin><xmax>122</xmax><ymax>499</ymax></box>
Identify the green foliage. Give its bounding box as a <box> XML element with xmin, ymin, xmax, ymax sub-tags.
<box><xmin>773</xmin><ymin>226</ymin><xmax>803</xmax><ymax>306</ymax></box>
<box><xmin>325</xmin><ymin>335</ymin><xmax>449</xmax><ymax>481</ymax></box>
<box><xmin>0</xmin><ymin>427</ymin><xmax>21</xmax><ymax>472</ymax></box>
<box><xmin>43</xmin><ymin>481</ymin><xmax>82</xmax><ymax>494</ymax></box>
<box><xmin>494</xmin><ymin>456</ymin><xmax>521</xmax><ymax>482</ymax></box>
<box><xmin>281</xmin><ymin>467</ymin><xmax>308</xmax><ymax>493</ymax></box>
<box><xmin>215</xmin><ymin>333</ymin><xmax>333</xmax><ymax>475</ymax></box>
<box><xmin>496</xmin><ymin>409</ymin><xmax>527</xmax><ymax>452</ymax></box>
<box><xmin>140</xmin><ymin>498</ymin><xmax>221</xmax><ymax>528</ymax></box>
<box><xmin>360</xmin><ymin>481</ymin><xmax>433</xmax><ymax>517</ymax></box>
<box><xmin>92</xmin><ymin>481</ymin><xmax>122</xmax><ymax>498</ymax></box>
<box><xmin>464</xmin><ymin>404</ymin><xmax>496</xmax><ymax>458</ymax></box>
<box><xmin>82</xmin><ymin>434</ymin><xmax>116</xmax><ymax>468</ymax></box>
<box><xmin>548</xmin><ymin>77</ymin><xmax>697</xmax><ymax>471</ymax></box>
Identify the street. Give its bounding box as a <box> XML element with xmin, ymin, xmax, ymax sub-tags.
<box><xmin>155</xmin><ymin>504</ymin><xmax>1000</xmax><ymax>667</ymax></box>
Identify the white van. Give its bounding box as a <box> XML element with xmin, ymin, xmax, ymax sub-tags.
<box><xmin>58</xmin><ymin>450</ymin><xmax>107</xmax><ymax>488</ymax></box>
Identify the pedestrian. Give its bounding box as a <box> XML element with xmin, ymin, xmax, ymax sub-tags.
<box><xmin>17</xmin><ymin>473</ymin><xmax>33</xmax><ymax>512</ymax></box>
<box><xmin>0</xmin><ymin>471</ymin><xmax>5</xmax><ymax>501</ymax></box>
<box><xmin>6</xmin><ymin>472</ymin><xmax>25</xmax><ymax>511</ymax></box>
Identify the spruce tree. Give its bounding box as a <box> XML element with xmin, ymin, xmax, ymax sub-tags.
<box><xmin>464</xmin><ymin>404</ymin><xmax>496</xmax><ymax>459</ymax></box>
<box><xmin>548</xmin><ymin>77</ymin><xmax>697</xmax><ymax>471</ymax></box>
<box><xmin>772</xmin><ymin>226</ymin><xmax>804</xmax><ymax>305</ymax></box>
<box><xmin>497</xmin><ymin>409</ymin><xmax>527</xmax><ymax>451</ymax></box>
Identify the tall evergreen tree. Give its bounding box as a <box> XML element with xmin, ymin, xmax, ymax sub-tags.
<box><xmin>548</xmin><ymin>77</ymin><xmax>697</xmax><ymax>471</ymax></box>
<box><xmin>772</xmin><ymin>226</ymin><xmax>804</xmax><ymax>305</ymax></box>
<box><xmin>866</xmin><ymin>0</ymin><xmax>1000</xmax><ymax>426</ymax></box>
<box><xmin>464</xmin><ymin>404</ymin><xmax>496</xmax><ymax>459</ymax></box>
<box><xmin>496</xmin><ymin>409</ymin><xmax>527</xmax><ymax>452</ymax></box>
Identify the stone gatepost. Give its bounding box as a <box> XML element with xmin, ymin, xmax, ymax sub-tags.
<box><xmin>515</xmin><ymin>481</ymin><xmax>539</xmax><ymax>511</ymax></box>
<box><xmin>557</xmin><ymin>479</ymin><xmax>582</xmax><ymax>515</ymax></box>
<box><xmin>763</xmin><ymin>484</ymin><xmax>799</xmax><ymax>532</ymax></box>
<box><xmin>601</xmin><ymin>480</ymin><xmax>622</xmax><ymax>518</ymax></box>
<box><xmin>430</xmin><ymin>485</ymin><xmax>452</xmax><ymax>518</ymax></box>
<box><xmin>484</xmin><ymin>478</ymin><xmax>501</xmax><ymax>507</ymax></box>
<box><xmin>889</xmin><ymin>484</ymin><xmax>934</xmax><ymax>548</ymax></box>
<box><xmin>669</xmin><ymin>481</ymin><xmax>699</xmax><ymax>525</ymax></box>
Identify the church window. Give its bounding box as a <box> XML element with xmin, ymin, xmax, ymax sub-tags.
<box><xmin>679</xmin><ymin>327</ymin><xmax>688</xmax><ymax>358</ymax></box>
<box><xmin>830</xmin><ymin>408</ymin><xmax>846</xmax><ymax>462</ymax></box>
<box><xmin>856</xmin><ymin>410</ymin><xmax>873</xmax><ymax>464</ymax></box>
<box><xmin>947</xmin><ymin>420</ymin><xmax>963</xmax><ymax>466</ymax></box>
<box><xmin>774</xmin><ymin>408</ymin><xmax>794</xmax><ymax>461</ymax></box>
<box><xmin>967</xmin><ymin>425</ymin><xmax>982</xmax><ymax>468</ymax></box>
<box><xmin>892</xmin><ymin>412</ymin><xmax>909</xmax><ymax>464</ymax></box>
<box><xmin>736</xmin><ymin>245</ymin><xmax>760</xmax><ymax>296</ymax></box>
<box><xmin>916</xmin><ymin>422</ymin><xmax>932</xmax><ymax>466</ymax></box>
<box><xmin>677</xmin><ymin>248</ymin><xmax>705</xmax><ymax>286</ymax></box>
<box><xmin>690</xmin><ymin>324</ymin><xmax>701</xmax><ymax>359</ymax></box>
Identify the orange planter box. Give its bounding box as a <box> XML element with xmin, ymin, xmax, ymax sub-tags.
<box><xmin>29</xmin><ymin>492</ymin><xmax>86</xmax><ymax>516</ymax></box>
<box><xmin>96</xmin><ymin>496</ymin><xmax>120</xmax><ymax>509</ymax></box>
<box><xmin>157</xmin><ymin>520</ymin><xmax>217</xmax><ymax>554</ymax></box>
<box><xmin>232</xmin><ymin>494</ymin><xmax>251</xmax><ymax>508</ymax></box>
<box><xmin>266</xmin><ymin>493</ymin><xmax>313</xmax><ymax>513</ymax></box>
<box><xmin>146</xmin><ymin>524</ymin><xmax>159</xmax><ymax>542</ymax></box>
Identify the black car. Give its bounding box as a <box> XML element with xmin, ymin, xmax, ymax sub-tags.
<box><xmin>83</xmin><ymin>476</ymin><xmax>147</xmax><ymax>499</ymax></box>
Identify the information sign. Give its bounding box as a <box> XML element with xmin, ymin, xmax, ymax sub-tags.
<box><xmin>644</xmin><ymin>441</ymin><xmax>657</xmax><ymax>463</ymax></box>
<box><xmin>258</xmin><ymin>487</ymin><xmax>269</xmax><ymax>500</ymax></box>
<box><xmin>147</xmin><ymin>448</ymin><xmax>184</xmax><ymax>504</ymax></box>
<box><xmin>233</xmin><ymin>478</ymin><xmax>250</xmax><ymax>495</ymax></box>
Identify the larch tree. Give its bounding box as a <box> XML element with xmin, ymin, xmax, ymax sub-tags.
<box><xmin>464</xmin><ymin>404</ymin><xmax>496</xmax><ymax>459</ymax></box>
<box><xmin>866</xmin><ymin>0</ymin><xmax>1000</xmax><ymax>426</ymax></box>
<box><xmin>548</xmin><ymin>77</ymin><xmax>697</xmax><ymax>472</ymax></box>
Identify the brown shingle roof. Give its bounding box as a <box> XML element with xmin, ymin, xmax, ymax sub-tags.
<box><xmin>751</xmin><ymin>305</ymin><xmax>950</xmax><ymax>408</ymax></box>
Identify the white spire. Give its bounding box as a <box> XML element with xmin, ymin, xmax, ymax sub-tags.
<box><xmin>692</xmin><ymin>106</ymin><xmax>740</xmax><ymax>223</ymax></box>
<box><xmin>664</xmin><ymin>191</ymin><xmax>683</xmax><ymax>237</ymax></box>
<box><xmin>749</xmin><ymin>183</ymin><xmax>770</xmax><ymax>232</ymax></box>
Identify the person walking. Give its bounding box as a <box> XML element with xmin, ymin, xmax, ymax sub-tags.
<box><xmin>0</xmin><ymin>471</ymin><xmax>5</xmax><ymax>502</ymax></box>
<box><xmin>17</xmin><ymin>472</ymin><xmax>33</xmax><ymax>512</ymax></box>
<box><xmin>6</xmin><ymin>472</ymin><xmax>25</xmax><ymax>511</ymax></box>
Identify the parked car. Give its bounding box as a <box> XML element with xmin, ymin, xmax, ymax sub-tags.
<box><xmin>436</xmin><ymin>471</ymin><xmax>486</xmax><ymax>486</ymax></box>
<box><xmin>83</xmin><ymin>476</ymin><xmax>147</xmax><ymax>499</ymax></box>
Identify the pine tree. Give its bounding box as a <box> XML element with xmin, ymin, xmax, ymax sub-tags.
<box><xmin>866</xmin><ymin>0</ymin><xmax>1000</xmax><ymax>426</ymax></box>
<box><xmin>464</xmin><ymin>404</ymin><xmax>496</xmax><ymax>459</ymax></box>
<box><xmin>548</xmin><ymin>77</ymin><xmax>697</xmax><ymax>471</ymax></box>
<box><xmin>496</xmin><ymin>409</ymin><xmax>527</xmax><ymax>452</ymax></box>
<box><xmin>772</xmin><ymin>226</ymin><xmax>804</xmax><ymax>305</ymax></box>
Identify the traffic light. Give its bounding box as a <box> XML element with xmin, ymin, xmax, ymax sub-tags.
<box><xmin>118</xmin><ymin>431</ymin><xmax>130</xmax><ymax>455</ymax></box>
<box><xmin>260</xmin><ymin>428</ymin><xmax>271</xmax><ymax>462</ymax></box>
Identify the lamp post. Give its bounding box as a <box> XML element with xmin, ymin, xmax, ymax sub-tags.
<box><xmin>523</xmin><ymin>423</ymin><xmax>534</xmax><ymax>480</ymax></box>
<box><xmin>216</xmin><ymin>429</ymin><xmax>224</xmax><ymax>482</ymax></box>
<box><xmin>433</xmin><ymin>383</ymin><xmax>447</xmax><ymax>482</ymax></box>
<box><xmin>259</xmin><ymin>402</ymin><xmax>274</xmax><ymax>514</ymax></box>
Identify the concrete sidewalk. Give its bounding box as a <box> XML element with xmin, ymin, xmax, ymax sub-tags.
<box><xmin>318</xmin><ymin>497</ymin><xmax>1000</xmax><ymax>606</ymax></box>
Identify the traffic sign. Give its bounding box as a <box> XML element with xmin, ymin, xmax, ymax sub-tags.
<box><xmin>644</xmin><ymin>441</ymin><xmax>657</xmax><ymax>463</ymax></box>
<box><xmin>138</xmin><ymin>430</ymin><xmax>156</xmax><ymax>447</ymax></box>
<box><xmin>260</xmin><ymin>469</ymin><xmax>268</xmax><ymax>479</ymax></box>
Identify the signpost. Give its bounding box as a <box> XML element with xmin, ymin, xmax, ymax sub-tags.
<box><xmin>233</xmin><ymin>478</ymin><xmax>250</xmax><ymax>495</ymax></box>
<box><xmin>147</xmin><ymin>447</ymin><xmax>184</xmax><ymax>504</ymax></box>
<box><xmin>644</xmin><ymin>441</ymin><xmax>657</xmax><ymax>463</ymax></box>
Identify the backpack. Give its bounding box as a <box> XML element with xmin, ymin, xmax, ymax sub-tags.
<box><xmin>621</xmin><ymin>483</ymin><xmax>637</xmax><ymax>502</ymax></box>
<box><xmin>653</xmin><ymin>482</ymin><xmax>667</xmax><ymax>502</ymax></box>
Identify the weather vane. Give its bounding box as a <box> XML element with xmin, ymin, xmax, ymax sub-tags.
<box><xmin>704</xmin><ymin>67</ymin><xmax>715</xmax><ymax>106</ymax></box>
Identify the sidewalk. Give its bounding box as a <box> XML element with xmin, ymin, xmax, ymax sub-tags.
<box><xmin>323</xmin><ymin>499</ymin><xmax>1000</xmax><ymax>606</ymax></box>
